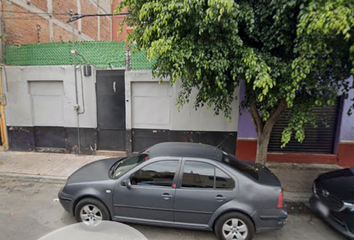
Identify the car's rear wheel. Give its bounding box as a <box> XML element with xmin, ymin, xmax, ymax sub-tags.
<box><xmin>215</xmin><ymin>212</ymin><xmax>255</xmax><ymax>240</ymax></box>
<box><xmin>75</xmin><ymin>197</ymin><xmax>110</xmax><ymax>224</ymax></box>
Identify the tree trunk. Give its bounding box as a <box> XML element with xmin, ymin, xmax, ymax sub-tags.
<box><xmin>255</xmin><ymin>128</ymin><xmax>272</xmax><ymax>165</ymax></box>
<box><xmin>249</xmin><ymin>99</ymin><xmax>287</xmax><ymax>165</ymax></box>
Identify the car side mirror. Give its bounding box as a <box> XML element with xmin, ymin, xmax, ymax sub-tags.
<box><xmin>122</xmin><ymin>178</ymin><xmax>131</xmax><ymax>190</ymax></box>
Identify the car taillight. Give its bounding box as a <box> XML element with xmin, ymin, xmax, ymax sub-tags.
<box><xmin>277</xmin><ymin>192</ymin><xmax>284</xmax><ymax>209</ymax></box>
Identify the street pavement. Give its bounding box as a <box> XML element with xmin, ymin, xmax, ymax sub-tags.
<box><xmin>0</xmin><ymin>179</ymin><xmax>347</xmax><ymax>240</ymax></box>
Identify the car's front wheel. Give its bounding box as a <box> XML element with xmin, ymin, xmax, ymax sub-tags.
<box><xmin>74</xmin><ymin>197</ymin><xmax>110</xmax><ymax>224</ymax></box>
<box><xmin>215</xmin><ymin>212</ymin><xmax>255</xmax><ymax>240</ymax></box>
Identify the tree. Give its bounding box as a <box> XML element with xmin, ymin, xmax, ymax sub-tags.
<box><xmin>117</xmin><ymin>0</ymin><xmax>354</xmax><ymax>164</ymax></box>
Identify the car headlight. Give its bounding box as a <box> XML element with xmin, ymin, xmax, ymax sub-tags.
<box><xmin>343</xmin><ymin>202</ymin><xmax>354</xmax><ymax>212</ymax></box>
<box><xmin>313</xmin><ymin>183</ymin><xmax>318</xmax><ymax>197</ymax></box>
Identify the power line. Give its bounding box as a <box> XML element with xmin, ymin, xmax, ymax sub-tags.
<box><xmin>68</xmin><ymin>12</ymin><xmax>129</xmax><ymax>23</ymax></box>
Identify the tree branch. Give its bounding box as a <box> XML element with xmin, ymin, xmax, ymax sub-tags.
<box><xmin>249</xmin><ymin>102</ymin><xmax>263</xmax><ymax>137</ymax></box>
<box><xmin>263</xmin><ymin>98</ymin><xmax>287</xmax><ymax>134</ymax></box>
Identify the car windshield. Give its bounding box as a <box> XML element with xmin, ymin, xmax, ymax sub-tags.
<box><xmin>112</xmin><ymin>150</ymin><xmax>150</xmax><ymax>179</ymax></box>
<box><xmin>221</xmin><ymin>153</ymin><xmax>259</xmax><ymax>180</ymax></box>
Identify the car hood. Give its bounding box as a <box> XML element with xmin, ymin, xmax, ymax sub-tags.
<box><xmin>316</xmin><ymin>167</ymin><xmax>354</xmax><ymax>201</ymax></box>
<box><xmin>66</xmin><ymin>157</ymin><xmax>124</xmax><ymax>184</ymax></box>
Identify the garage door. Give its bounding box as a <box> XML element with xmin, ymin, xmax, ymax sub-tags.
<box><xmin>268</xmin><ymin>100</ymin><xmax>340</xmax><ymax>154</ymax></box>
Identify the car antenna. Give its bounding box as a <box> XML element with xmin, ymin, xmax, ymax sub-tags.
<box><xmin>214</xmin><ymin>133</ymin><xmax>234</xmax><ymax>150</ymax></box>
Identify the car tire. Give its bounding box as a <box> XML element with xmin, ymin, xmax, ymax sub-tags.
<box><xmin>75</xmin><ymin>197</ymin><xmax>110</xmax><ymax>223</ymax></box>
<box><xmin>215</xmin><ymin>212</ymin><xmax>255</xmax><ymax>240</ymax></box>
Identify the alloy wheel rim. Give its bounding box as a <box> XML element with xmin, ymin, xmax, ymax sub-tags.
<box><xmin>80</xmin><ymin>204</ymin><xmax>103</xmax><ymax>225</ymax></box>
<box><xmin>222</xmin><ymin>218</ymin><xmax>248</xmax><ymax>240</ymax></box>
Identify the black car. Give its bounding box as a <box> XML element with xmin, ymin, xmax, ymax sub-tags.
<box><xmin>310</xmin><ymin>167</ymin><xmax>354</xmax><ymax>239</ymax></box>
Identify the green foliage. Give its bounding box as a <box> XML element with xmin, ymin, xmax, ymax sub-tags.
<box><xmin>116</xmin><ymin>0</ymin><xmax>354</xmax><ymax>146</ymax></box>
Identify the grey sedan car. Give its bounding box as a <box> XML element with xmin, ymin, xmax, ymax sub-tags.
<box><xmin>58</xmin><ymin>142</ymin><xmax>287</xmax><ymax>240</ymax></box>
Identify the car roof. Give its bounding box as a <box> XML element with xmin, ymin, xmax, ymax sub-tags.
<box><xmin>148</xmin><ymin>142</ymin><xmax>224</xmax><ymax>161</ymax></box>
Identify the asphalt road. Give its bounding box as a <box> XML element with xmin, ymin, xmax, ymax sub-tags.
<box><xmin>0</xmin><ymin>179</ymin><xmax>348</xmax><ymax>240</ymax></box>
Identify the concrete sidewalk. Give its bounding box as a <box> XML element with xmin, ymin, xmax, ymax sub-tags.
<box><xmin>0</xmin><ymin>151</ymin><xmax>342</xmax><ymax>212</ymax></box>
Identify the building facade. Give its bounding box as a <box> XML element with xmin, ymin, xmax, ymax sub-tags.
<box><xmin>1</xmin><ymin>0</ymin><xmax>112</xmax><ymax>44</ymax></box>
<box><xmin>2</xmin><ymin>66</ymin><xmax>239</xmax><ymax>155</ymax></box>
<box><xmin>236</xmin><ymin>78</ymin><xmax>354</xmax><ymax>167</ymax></box>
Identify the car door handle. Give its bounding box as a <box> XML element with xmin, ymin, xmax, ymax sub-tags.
<box><xmin>215</xmin><ymin>195</ymin><xmax>226</xmax><ymax>201</ymax></box>
<box><xmin>162</xmin><ymin>193</ymin><xmax>173</xmax><ymax>200</ymax></box>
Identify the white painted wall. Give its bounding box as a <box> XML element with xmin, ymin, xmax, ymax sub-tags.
<box><xmin>2</xmin><ymin>66</ymin><xmax>97</xmax><ymax>128</ymax></box>
<box><xmin>132</xmin><ymin>82</ymin><xmax>171</xmax><ymax>129</ymax></box>
<box><xmin>125</xmin><ymin>71</ymin><xmax>239</xmax><ymax>132</ymax></box>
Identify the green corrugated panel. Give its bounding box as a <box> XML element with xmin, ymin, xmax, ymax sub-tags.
<box><xmin>4</xmin><ymin>41</ymin><xmax>155</xmax><ymax>70</ymax></box>
<box><xmin>130</xmin><ymin>46</ymin><xmax>155</xmax><ymax>70</ymax></box>
<box><xmin>5</xmin><ymin>41</ymin><xmax>126</xmax><ymax>68</ymax></box>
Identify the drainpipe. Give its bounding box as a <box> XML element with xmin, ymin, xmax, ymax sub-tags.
<box><xmin>71</xmin><ymin>10</ymin><xmax>81</xmax><ymax>155</ymax></box>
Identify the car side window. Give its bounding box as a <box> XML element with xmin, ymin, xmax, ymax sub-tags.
<box><xmin>215</xmin><ymin>168</ymin><xmax>235</xmax><ymax>189</ymax></box>
<box><xmin>182</xmin><ymin>161</ymin><xmax>234</xmax><ymax>189</ymax></box>
<box><xmin>182</xmin><ymin>161</ymin><xmax>214</xmax><ymax>188</ymax></box>
<box><xmin>131</xmin><ymin>160</ymin><xmax>179</xmax><ymax>187</ymax></box>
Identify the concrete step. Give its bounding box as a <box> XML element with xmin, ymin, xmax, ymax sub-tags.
<box><xmin>95</xmin><ymin>150</ymin><xmax>127</xmax><ymax>158</ymax></box>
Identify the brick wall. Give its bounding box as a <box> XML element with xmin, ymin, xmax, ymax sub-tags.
<box><xmin>3</xmin><ymin>2</ymin><xmax>50</xmax><ymax>45</ymax></box>
<box><xmin>112</xmin><ymin>0</ymin><xmax>130</xmax><ymax>41</ymax></box>
<box><xmin>80</xmin><ymin>0</ymin><xmax>97</xmax><ymax>40</ymax></box>
<box><xmin>2</xmin><ymin>0</ymin><xmax>112</xmax><ymax>45</ymax></box>
<box><xmin>100</xmin><ymin>16</ymin><xmax>111</xmax><ymax>41</ymax></box>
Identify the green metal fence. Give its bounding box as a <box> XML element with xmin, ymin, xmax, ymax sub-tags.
<box><xmin>5</xmin><ymin>41</ymin><xmax>155</xmax><ymax>70</ymax></box>
<box><xmin>130</xmin><ymin>47</ymin><xmax>156</xmax><ymax>71</ymax></box>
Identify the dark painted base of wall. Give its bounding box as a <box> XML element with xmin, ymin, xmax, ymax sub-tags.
<box><xmin>8</xmin><ymin>126</ymin><xmax>97</xmax><ymax>155</ymax></box>
<box><xmin>337</xmin><ymin>142</ymin><xmax>354</xmax><ymax>167</ymax></box>
<box><xmin>7</xmin><ymin>126</ymin><xmax>238</xmax><ymax>156</ymax></box>
<box><xmin>236</xmin><ymin>139</ymin><xmax>345</xmax><ymax>165</ymax></box>
<box><xmin>235</xmin><ymin>139</ymin><xmax>257</xmax><ymax>161</ymax></box>
<box><xmin>267</xmin><ymin>153</ymin><xmax>337</xmax><ymax>164</ymax></box>
<box><xmin>132</xmin><ymin>129</ymin><xmax>237</xmax><ymax>154</ymax></box>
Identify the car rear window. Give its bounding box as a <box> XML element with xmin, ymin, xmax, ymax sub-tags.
<box><xmin>221</xmin><ymin>153</ymin><xmax>259</xmax><ymax>180</ymax></box>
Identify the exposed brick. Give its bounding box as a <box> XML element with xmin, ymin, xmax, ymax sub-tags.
<box><xmin>3</xmin><ymin>0</ymin><xmax>111</xmax><ymax>44</ymax></box>
<box><xmin>52</xmin><ymin>0</ymin><xmax>78</xmax><ymax>29</ymax></box>
<box><xmin>112</xmin><ymin>0</ymin><xmax>129</xmax><ymax>41</ymax></box>
<box><xmin>3</xmin><ymin>3</ymin><xmax>49</xmax><ymax>45</ymax></box>
<box><xmin>96</xmin><ymin>0</ymin><xmax>111</xmax><ymax>14</ymax></box>
<box><xmin>100</xmin><ymin>16</ymin><xmax>111</xmax><ymax>41</ymax></box>
<box><xmin>52</xmin><ymin>0</ymin><xmax>77</xmax><ymax>15</ymax></box>
<box><xmin>53</xmin><ymin>24</ymin><xmax>73</xmax><ymax>42</ymax></box>
<box><xmin>80</xmin><ymin>0</ymin><xmax>97</xmax><ymax>40</ymax></box>
<box><xmin>29</xmin><ymin>0</ymin><xmax>47</xmax><ymax>12</ymax></box>
<box><xmin>112</xmin><ymin>15</ymin><xmax>129</xmax><ymax>41</ymax></box>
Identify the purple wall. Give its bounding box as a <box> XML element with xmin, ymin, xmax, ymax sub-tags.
<box><xmin>339</xmin><ymin>77</ymin><xmax>354</xmax><ymax>142</ymax></box>
<box><xmin>237</xmin><ymin>82</ymin><xmax>258</xmax><ymax>139</ymax></box>
<box><xmin>238</xmin><ymin>77</ymin><xmax>354</xmax><ymax>145</ymax></box>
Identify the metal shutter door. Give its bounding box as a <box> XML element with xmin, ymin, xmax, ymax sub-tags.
<box><xmin>268</xmin><ymin>99</ymin><xmax>340</xmax><ymax>153</ymax></box>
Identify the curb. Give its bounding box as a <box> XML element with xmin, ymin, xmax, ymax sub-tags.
<box><xmin>266</xmin><ymin>162</ymin><xmax>342</xmax><ymax>171</ymax></box>
<box><xmin>0</xmin><ymin>172</ymin><xmax>67</xmax><ymax>184</ymax></box>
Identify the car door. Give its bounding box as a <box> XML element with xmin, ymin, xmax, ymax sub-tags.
<box><xmin>174</xmin><ymin>159</ymin><xmax>237</xmax><ymax>225</ymax></box>
<box><xmin>113</xmin><ymin>159</ymin><xmax>180</xmax><ymax>223</ymax></box>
